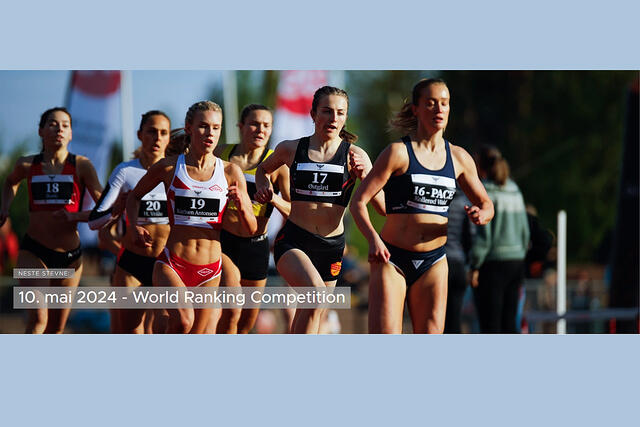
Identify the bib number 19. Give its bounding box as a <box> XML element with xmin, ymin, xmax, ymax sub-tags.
<box><xmin>190</xmin><ymin>199</ymin><xmax>205</xmax><ymax>209</ymax></box>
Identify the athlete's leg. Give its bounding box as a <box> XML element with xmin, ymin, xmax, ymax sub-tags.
<box><xmin>44</xmin><ymin>258</ymin><xmax>83</xmax><ymax>334</ymax></box>
<box><xmin>216</xmin><ymin>253</ymin><xmax>242</xmax><ymax>334</ymax></box>
<box><xmin>191</xmin><ymin>276</ymin><xmax>222</xmax><ymax>334</ymax></box>
<box><xmin>17</xmin><ymin>250</ymin><xmax>48</xmax><ymax>334</ymax></box>
<box><xmin>153</xmin><ymin>262</ymin><xmax>194</xmax><ymax>334</ymax></box>
<box><xmin>112</xmin><ymin>266</ymin><xmax>146</xmax><ymax>334</ymax></box>
<box><xmin>150</xmin><ymin>309</ymin><xmax>169</xmax><ymax>334</ymax></box>
<box><xmin>277</xmin><ymin>249</ymin><xmax>327</xmax><ymax>334</ymax></box>
<box><xmin>237</xmin><ymin>278</ymin><xmax>267</xmax><ymax>334</ymax></box>
<box><xmin>368</xmin><ymin>262</ymin><xmax>407</xmax><ymax>334</ymax></box>
<box><xmin>407</xmin><ymin>257</ymin><xmax>448</xmax><ymax>334</ymax></box>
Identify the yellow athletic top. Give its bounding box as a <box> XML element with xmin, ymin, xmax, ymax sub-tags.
<box><xmin>219</xmin><ymin>144</ymin><xmax>278</xmax><ymax>218</ymax></box>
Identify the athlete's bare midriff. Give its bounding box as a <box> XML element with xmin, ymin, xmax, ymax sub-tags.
<box><xmin>165</xmin><ymin>225</ymin><xmax>221</xmax><ymax>264</ymax></box>
<box><xmin>26</xmin><ymin>212</ymin><xmax>80</xmax><ymax>251</ymax></box>
<box><xmin>289</xmin><ymin>201</ymin><xmax>345</xmax><ymax>237</ymax></box>
<box><xmin>124</xmin><ymin>223</ymin><xmax>170</xmax><ymax>258</ymax></box>
<box><xmin>380</xmin><ymin>213</ymin><xmax>448</xmax><ymax>252</ymax></box>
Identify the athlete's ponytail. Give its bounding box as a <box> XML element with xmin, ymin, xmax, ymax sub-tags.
<box><xmin>339</xmin><ymin>128</ymin><xmax>358</xmax><ymax>144</ymax></box>
<box><xmin>477</xmin><ymin>145</ymin><xmax>510</xmax><ymax>186</ymax></box>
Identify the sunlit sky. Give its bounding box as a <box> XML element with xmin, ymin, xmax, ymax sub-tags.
<box><xmin>0</xmin><ymin>71</ymin><xmax>222</xmax><ymax>155</ymax></box>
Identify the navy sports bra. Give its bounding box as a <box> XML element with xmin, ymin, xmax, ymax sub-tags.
<box><xmin>384</xmin><ymin>136</ymin><xmax>457</xmax><ymax>217</ymax></box>
<box><xmin>290</xmin><ymin>137</ymin><xmax>355</xmax><ymax>207</ymax></box>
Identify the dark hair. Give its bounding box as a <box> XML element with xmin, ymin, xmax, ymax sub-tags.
<box><xmin>390</xmin><ymin>78</ymin><xmax>448</xmax><ymax>134</ymax></box>
<box><xmin>311</xmin><ymin>86</ymin><xmax>358</xmax><ymax>143</ymax></box>
<box><xmin>239</xmin><ymin>104</ymin><xmax>271</xmax><ymax>124</ymax></box>
<box><xmin>139</xmin><ymin>110</ymin><xmax>170</xmax><ymax>131</ymax></box>
<box><xmin>166</xmin><ymin>101</ymin><xmax>222</xmax><ymax>156</ymax></box>
<box><xmin>39</xmin><ymin>107</ymin><xmax>72</xmax><ymax>129</ymax></box>
<box><xmin>477</xmin><ymin>145</ymin><xmax>510</xmax><ymax>186</ymax></box>
<box><xmin>166</xmin><ymin>129</ymin><xmax>188</xmax><ymax>156</ymax></box>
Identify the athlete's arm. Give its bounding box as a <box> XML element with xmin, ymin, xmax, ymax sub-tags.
<box><xmin>127</xmin><ymin>158</ymin><xmax>173</xmax><ymax>247</ymax></box>
<box><xmin>225</xmin><ymin>163</ymin><xmax>258</xmax><ymax>234</ymax></box>
<box><xmin>452</xmin><ymin>146</ymin><xmax>494</xmax><ymax>226</ymax></box>
<box><xmin>255</xmin><ymin>140</ymin><xmax>295</xmax><ymax>204</ymax></box>
<box><xmin>268</xmin><ymin>164</ymin><xmax>291</xmax><ymax>218</ymax></box>
<box><xmin>89</xmin><ymin>163</ymin><xmax>127</xmax><ymax>230</ymax></box>
<box><xmin>0</xmin><ymin>156</ymin><xmax>31</xmax><ymax>227</ymax></box>
<box><xmin>349</xmin><ymin>145</ymin><xmax>385</xmax><ymax>216</ymax></box>
<box><xmin>77</xmin><ymin>155</ymin><xmax>103</xmax><ymax>203</ymax></box>
<box><xmin>97</xmin><ymin>220</ymin><xmax>122</xmax><ymax>256</ymax></box>
<box><xmin>350</xmin><ymin>143</ymin><xmax>407</xmax><ymax>263</ymax></box>
<box><xmin>56</xmin><ymin>156</ymin><xmax>103</xmax><ymax>224</ymax></box>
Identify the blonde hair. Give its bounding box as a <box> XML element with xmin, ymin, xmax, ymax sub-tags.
<box><xmin>389</xmin><ymin>78</ymin><xmax>448</xmax><ymax>134</ymax></box>
<box><xmin>166</xmin><ymin>101</ymin><xmax>222</xmax><ymax>155</ymax></box>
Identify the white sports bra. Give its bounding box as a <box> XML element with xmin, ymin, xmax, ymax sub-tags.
<box><xmin>167</xmin><ymin>154</ymin><xmax>228</xmax><ymax>229</ymax></box>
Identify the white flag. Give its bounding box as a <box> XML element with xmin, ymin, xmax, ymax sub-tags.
<box><xmin>66</xmin><ymin>71</ymin><xmax>122</xmax><ymax>246</ymax></box>
<box><xmin>271</xmin><ymin>70</ymin><xmax>328</xmax><ymax>147</ymax></box>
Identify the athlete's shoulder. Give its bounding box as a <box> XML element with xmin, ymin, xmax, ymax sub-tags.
<box><xmin>449</xmin><ymin>143</ymin><xmax>474</xmax><ymax>165</ymax></box>
<box><xmin>223</xmin><ymin>159</ymin><xmax>242</xmax><ymax>175</ymax></box>
<box><xmin>275</xmin><ymin>139</ymin><xmax>300</xmax><ymax>152</ymax></box>
<box><xmin>10</xmin><ymin>155</ymin><xmax>35</xmax><ymax>179</ymax></box>
<box><xmin>16</xmin><ymin>154</ymin><xmax>36</xmax><ymax>167</ymax></box>
<box><xmin>348</xmin><ymin>144</ymin><xmax>367</xmax><ymax>157</ymax></box>
<box><xmin>386</xmin><ymin>140</ymin><xmax>411</xmax><ymax>157</ymax></box>
<box><xmin>149</xmin><ymin>155</ymin><xmax>178</xmax><ymax>174</ymax></box>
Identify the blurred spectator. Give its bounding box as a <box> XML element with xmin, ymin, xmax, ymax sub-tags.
<box><xmin>470</xmin><ymin>145</ymin><xmax>530</xmax><ymax>333</ymax></box>
<box><xmin>0</xmin><ymin>218</ymin><xmax>19</xmax><ymax>275</ymax></box>
<box><xmin>444</xmin><ymin>188</ymin><xmax>473</xmax><ymax>333</ymax></box>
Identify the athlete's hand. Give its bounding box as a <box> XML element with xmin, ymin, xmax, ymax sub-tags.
<box><xmin>368</xmin><ymin>234</ymin><xmax>390</xmax><ymax>264</ymax></box>
<box><xmin>134</xmin><ymin>225</ymin><xmax>153</xmax><ymax>248</ymax></box>
<box><xmin>349</xmin><ymin>149</ymin><xmax>367</xmax><ymax>180</ymax></box>
<box><xmin>254</xmin><ymin>181</ymin><xmax>274</xmax><ymax>204</ymax></box>
<box><xmin>52</xmin><ymin>209</ymin><xmax>74</xmax><ymax>223</ymax></box>
<box><xmin>465</xmin><ymin>205</ymin><xmax>491</xmax><ymax>225</ymax></box>
<box><xmin>227</xmin><ymin>181</ymin><xmax>245</xmax><ymax>206</ymax></box>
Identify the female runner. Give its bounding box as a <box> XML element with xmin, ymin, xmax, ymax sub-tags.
<box><xmin>215</xmin><ymin>104</ymin><xmax>291</xmax><ymax>334</ymax></box>
<box><xmin>89</xmin><ymin>110</ymin><xmax>172</xmax><ymax>333</ymax></box>
<box><xmin>350</xmin><ymin>78</ymin><xmax>494</xmax><ymax>334</ymax></box>
<box><xmin>126</xmin><ymin>101</ymin><xmax>257</xmax><ymax>334</ymax></box>
<box><xmin>0</xmin><ymin>107</ymin><xmax>103</xmax><ymax>333</ymax></box>
<box><xmin>256</xmin><ymin>86</ymin><xmax>384</xmax><ymax>334</ymax></box>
